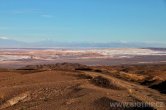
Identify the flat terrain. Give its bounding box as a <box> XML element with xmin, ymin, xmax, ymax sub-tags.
<box><xmin>0</xmin><ymin>48</ymin><xmax>166</xmax><ymax>68</ymax></box>
<box><xmin>0</xmin><ymin>63</ymin><xmax>165</xmax><ymax>110</ymax></box>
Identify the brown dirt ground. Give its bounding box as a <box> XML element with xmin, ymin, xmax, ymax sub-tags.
<box><xmin>0</xmin><ymin>63</ymin><xmax>165</xmax><ymax>110</ymax></box>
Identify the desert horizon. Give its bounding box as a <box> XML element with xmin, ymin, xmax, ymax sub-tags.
<box><xmin>0</xmin><ymin>0</ymin><xmax>166</xmax><ymax>110</ymax></box>
<box><xmin>0</xmin><ymin>48</ymin><xmax>166</xmax><ymax>110</ymax></box>
<box><xmin>0</xmin><ymin>48</ymin><xmax>166</xmax><ymax>68</ymax></box>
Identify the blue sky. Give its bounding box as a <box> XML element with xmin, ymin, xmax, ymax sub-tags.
<box><xmin>0</xmin><ymin>0</ymin><xmax>166</xmax><ymax>43</ymax></box>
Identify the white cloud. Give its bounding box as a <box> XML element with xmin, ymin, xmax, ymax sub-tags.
<box><xmin>0</xmin><ymin>36</ymin><xmax>9</xmax><ymax>40</ymax></box>
<box><xmin>41</xmin><ymin>14</ymin><xmax>53</xmax><ymax>18</ymax></box>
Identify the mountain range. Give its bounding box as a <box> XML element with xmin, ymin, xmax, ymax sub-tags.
<box><xmin>0</xmin><ymin>38</ymin><xmax>165</xmax><ymax>48</ymax></box>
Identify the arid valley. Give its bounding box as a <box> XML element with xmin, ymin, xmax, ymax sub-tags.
<box><xmin>0</xmin><ymin>48</ymin><xmax>166</xmax><ymax>110</ymax></box>
<box><xmin>0</xmin><ymin>48</ymin><xmax>166</xmax><ymax>68</ymax></box>
<box><xmin>1</xmin><ymin>0</ymin><xmax>166</xmax><ymax>109</ymax></box>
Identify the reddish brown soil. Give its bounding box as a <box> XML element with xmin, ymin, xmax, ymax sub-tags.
<box><xmin>0</xmin><ymin>63</ymin><xmax>165</xmax><ymax>110</ymax></box>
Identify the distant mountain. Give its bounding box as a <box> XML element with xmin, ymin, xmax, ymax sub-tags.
<box><xmin>32</xmin><ymin>41</ymin><xmax>166</xmax><ymax>48</ymax></box>
<box><xmin>0</xmin><ymin>38</ymin><xmax>26</xmax><ymax>48</ymax></box>
<box><xmin>0</xmin><ymin>38</ymin><xmax>165</xmax><ymax>48</ymax></box>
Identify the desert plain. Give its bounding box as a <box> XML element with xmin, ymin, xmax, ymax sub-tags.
<box><xmin>0</xmin><ymin>48</ymin><xmax>166</xmax><ymax>110</ymax></box>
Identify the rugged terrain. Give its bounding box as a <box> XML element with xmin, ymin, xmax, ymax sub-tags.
<box><xmin>0</xmin><ymin>63</ymin><xmax>165</xmax><ymax>110</ymax></box>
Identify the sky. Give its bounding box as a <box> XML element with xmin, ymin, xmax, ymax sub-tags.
<box><xmin>0</xmin><ymin>0</ymin><xmax>166</xmax><ymax>43</ymax></box>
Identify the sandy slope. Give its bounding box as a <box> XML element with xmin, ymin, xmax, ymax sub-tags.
<box><xmin>0</xmin><ymin>63</ymin><xmax>165</xmax><ymax>110</ymax></box>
